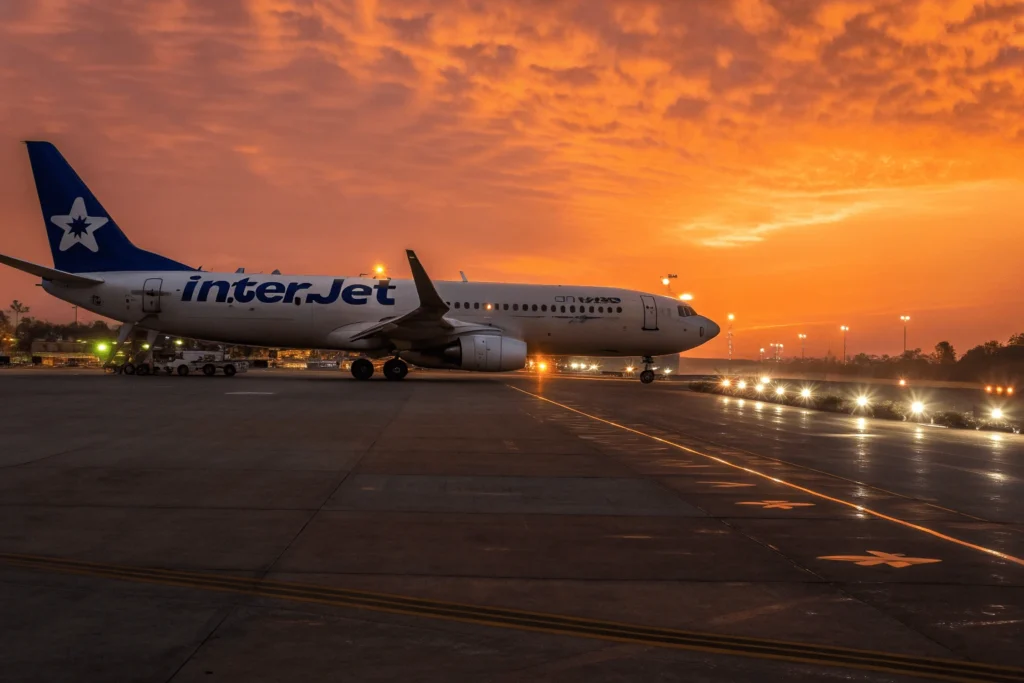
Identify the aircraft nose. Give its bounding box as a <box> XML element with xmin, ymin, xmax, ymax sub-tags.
<box><xmin>704</xmin><ymin>318</ymin><xmax>721</xmax><ymax>340</ymax></box>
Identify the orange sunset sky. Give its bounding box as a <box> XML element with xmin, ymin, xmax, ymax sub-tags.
<box><xmin>1</xmin><ymin>0</ymin><xmax>1022</xmax><ymax>359</ymax></box>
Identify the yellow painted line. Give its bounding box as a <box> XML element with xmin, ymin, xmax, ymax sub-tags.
<box><xmin>2</xmin><ymin>553</ymin><xmax>1023</xmax><ymax>683</ymax></box>
<box><xmin>508</xmin><ymin>386</ymin><xmax>1024</xmax><ymax>569</ymax></box>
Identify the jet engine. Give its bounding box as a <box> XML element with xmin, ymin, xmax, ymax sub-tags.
<box><xmin>403</xmin><ymin>335</ymin><xmax>527</xmax><ymax>372</ymax></box>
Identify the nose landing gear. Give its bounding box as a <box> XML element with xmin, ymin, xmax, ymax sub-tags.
<box><xmin>639</xmin><ymin>356</ymin><xmax>655</xmax><ymax>384</ymax></box>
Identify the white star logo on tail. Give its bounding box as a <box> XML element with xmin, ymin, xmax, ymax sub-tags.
<box><xmin>50</xmin><ymin>197</ymin><xmax>108</xmax><ymax>252</ymax></box>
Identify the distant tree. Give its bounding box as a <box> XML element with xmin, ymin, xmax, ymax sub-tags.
<box><xmin>933</xmin><ymin>341</ymin><xmax>957</xmax><ymax>364</ymax></box>
<box><xmin>1009</xmin><ymin>333</ymin><xmax>1024</xmax><ymax>346</ymax></box>
<box><xmin>900</xmin><ymin>348</ymin><xmax>926</xmax><ymax>362</ymax></box>
<box><xmin>9</xmin><ymin>300</ymin><xmax>29</xmax><ymax>337</ymax></box>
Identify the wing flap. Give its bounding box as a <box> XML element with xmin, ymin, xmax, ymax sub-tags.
<box><xmin>0</xmin><ymin>252</ymin><xmax>104</xmax><ymax>286</ymax></box>
<box><xmin>348</xmin><ymin>250</ymin><xmax>452</xmax><ymax>343</ymax></box>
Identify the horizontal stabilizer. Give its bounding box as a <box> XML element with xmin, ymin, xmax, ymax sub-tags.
<box><xmin>0</xmin><ymin>252</ymin><xmax>104</xmax><ymax>286</ymax></box>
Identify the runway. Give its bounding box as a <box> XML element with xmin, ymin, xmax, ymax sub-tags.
<box><xmin>1</xmin><ymin>369</ymin><xmax>1022</xmax><ymax>682</ymax></box>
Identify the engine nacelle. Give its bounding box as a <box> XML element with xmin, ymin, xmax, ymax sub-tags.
<box><xmin>404</xmin><ymin>335</ymin><xmax>527</xmax><ymax>372</ymax></box>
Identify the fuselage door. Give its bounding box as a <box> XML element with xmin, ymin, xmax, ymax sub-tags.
<box><xmin>640</xmin><ymin>295</ymin><xmax>658</xmax><ymax>331</ymax></box>
<box><xmin>142</xmin><ymin>278</ymin><xmax>163</xmax><ymax>313</ymax></box>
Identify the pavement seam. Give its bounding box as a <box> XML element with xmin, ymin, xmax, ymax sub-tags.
<box><xmin>3</xmin><ymin>553</ymin><xmax>1023</xmax><ymax>683</ymax></box>
<box><xmin>162</xmin><ymin>379</ymin><xmax>416</xmax><ymax>682</ymax></box>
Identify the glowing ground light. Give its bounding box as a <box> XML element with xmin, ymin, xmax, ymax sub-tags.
<box><xmin>800</xmin><ymin>388</ymin><xmax>812</xmax><ymax>398</ymax></box>
<box><xmin>175</xmin><ymin>340</ymin><xmax>183</xmax><ymax>346</ymax></box>
<box><xmin>899</xmin><ymin>379</ymin><xmax>907</xmax><ymax>386</ymax></box>
<box><xmin>721</xmin><ymin>379</ymin><xmax>732</xmax><ymax>387</ymax></box>
<box><xmin>992</xmin><ymin>408</ymin><xmax>1004</xmax><ymax>420</ymax></box>
<box><xmin>856</xmin><ymin>396</ymin><xmax>869</xmax><ymax>407</ymax></box>
<box><xmin>538</xmin><ymin>362</ymin><xmax>548</xmax><ymax>372</ymax></box>
<box><xmin>911</xmin><ymin>401</ymin><xmax>925</xmax><ymax>414</ymax></box>
<box><xmin>626</xmin><ymin>366</ymin><xmax>635</xmax><ymax>373</ymax></box>
<box><xmin>986</xmin><ymin>386</ymin><xmax>993</xmax><ymax>393</ymax></box>
<box><xmin>96</xmin><ymin>343</ymin><xmax>109</xmax><ymax>352</ymax></box>
<box><xmin>738</xmin><ymin>381</ymin><xmax>748</xmax><ymax>389</ymax></box>
<box><xmin>759</xmin><ymin>376</ymin><xmax>770</xmax><ymax>384</ymax></box>
<box><xmin>775</xmin><ymin>386</ymin><xmax>785</xmax><ymax>396</ymax></box>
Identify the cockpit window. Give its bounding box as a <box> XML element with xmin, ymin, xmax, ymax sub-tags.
<box><xmin>677</xmin><ymin>304</ymin><xmax>697</xmax><ymax>317</ymax></box>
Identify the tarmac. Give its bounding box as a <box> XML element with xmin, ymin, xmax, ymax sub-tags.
<box><xmin>1</xmin><ymin>368</ymin><xmax>1023</xmax><ymax>682</ymax></box>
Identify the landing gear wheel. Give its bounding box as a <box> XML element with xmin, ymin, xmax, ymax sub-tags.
<box><xmin>122</xmin><ymin>362</ymin><xmax>136</xmax><ymax>376</ymax></box>
<box><xmin>639</xmin><ymin>355</ymin><xmax>655</xmax><ymax>384</ymax></box>
<box><xmin>177</xmin><ymin>365</ymin><xmax>190</xmax><ymax>377</ymax></box>
<box><xmin>202</xmin><ymin>364</ymin><xmax>217</xmax><ymax>377</ymax></box>
<box><xmin>383</xmin><ymin>358</ymin><xmax>408</xmax><ymax>381</ymax></box>
<box><xmin>136</xmin><ymin>363</ymin><xmax>151</xmax><ymax>376</ymax></box>
<box><xmin>223</xmin><ymin>363</ymin><xmax>237</xmax><ymax>377</ymax></box>
<box><xmin>351</xmin><ymin>358</ymin><xmax>374</xmax><ymax>380</ymax></box>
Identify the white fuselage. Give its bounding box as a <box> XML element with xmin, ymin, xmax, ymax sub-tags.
<box><xmin>43</xmin><ymin>271</ymin><xmax>717</xmax><ymax>357</ymax></box>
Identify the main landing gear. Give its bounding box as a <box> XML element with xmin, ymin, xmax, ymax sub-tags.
<box><xmin>639</xmin><ymin>356</ymin><xmax>656</xmax><ymax>384</ymax></box>
<box><xmin>349</xmin><ymin>357</ymin><xmax>409</xmax><ymax>381</ymax></box>
<box><xmin>383</xmin><ymin>358</ymin><xmax>408</xmax><ymax>381</ymax></box>
<box><xmin>350</xmin><ymin>358</ymin><xmax>375</xmax><ymax>380</ymax></box>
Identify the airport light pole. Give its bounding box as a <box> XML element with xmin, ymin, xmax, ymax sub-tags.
<box><xmin>759</xmin><ymin>347</ymin><xmax>765</xmax><ymax>363</ymax></box>
<box><xmin>798</xmin><ymin>333</ymin><xmax>807</xmax><ymax>360</ymax></box>
<box><xmin>840</xmin><ymin>326</ymin><xmax>849</xmax><ymax>364</ymax></box>
<box><xmin>900</xmin><ymin>315</ymin><xmax>910</xmax><ymax>354</ymax></box>
<box><xmin>727</xmin><ymin>314</ymin><xmax>735</xmax><ymax>364</ymax></box>
<box><xmin>660</xmin><ymin>274</ymin><xmax>678</xmax><ymax>296</ymax></box>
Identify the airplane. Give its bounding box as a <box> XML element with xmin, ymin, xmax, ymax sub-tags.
<box><xmin>1</xmin><ymin>142</ymin><xmax>720</xmax><ymax>383</ymax></box>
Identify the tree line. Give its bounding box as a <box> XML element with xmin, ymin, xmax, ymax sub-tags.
<box><xmin>771</xmin><ymin>335</ymin><xmax>1024</xmax><ymax>382</ymax></box>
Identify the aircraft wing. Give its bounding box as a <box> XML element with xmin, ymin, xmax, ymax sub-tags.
<box><xmin>348</xmin><ymin>250</ymin><xmax>453</xmax><ymax>343</ymax></box>
<box><xmin>0</xmin><ymin>252</ymin><xmax>104</xmax><ymax>286</ymax></box>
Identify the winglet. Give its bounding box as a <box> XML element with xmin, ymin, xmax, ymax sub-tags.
<box><xmin>406</xmin><ymin>250</ymin><xmax>449</xmax><ymax>313</ymax></box>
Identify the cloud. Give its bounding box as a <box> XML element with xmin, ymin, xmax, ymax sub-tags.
<box><xmin>664</xmin><ymin>95</ymin><xmax>710</xmax><ymax>120</ymax></box>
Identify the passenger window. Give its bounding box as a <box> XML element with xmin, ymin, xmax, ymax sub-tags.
<box><xmin>454</xmin><ymin>302</ymin><xmax>460</xmax><ymax>309</ymax></box>
<box><xmin>541</xmin><ymin>304</ymin><xmax>547</xmax><ymax>312</ymax></box>
<box><xmin>464</xmin><ymin>302</ymin><xmax>470</xmax><ymax>309</ymax></box>
<box><xmin>561</xmin><ymin>305</ymin><xmax>566</xmax><ymax>313</ymax></box>
<box><xmin>598</xmin><ymin>306</ymin><xmax>604</xmax><ymax>313</ymax></box>
<box><xmin>503</xmin><ymin>304</ymin><xmax>509</xmax><ymax>310</ymax></box>
<box><xmin>616</xmin><ymin>306</ymin><xmax>622</xmax><ymax>313</ymax></box>
<box><xmin>570</xmin><ymin>305</ymin><xmax>576</xmax><ymax>313</ymax></box>
<box><xmin>513</xmin><ymin>304</ymin><xmax>519</xmax><ymax>311</ymax></box>
<box><xmin>532</xmin><ymin>304</ymin><xmax>538</xmax><ymax>312</ymax></box>
<box><xmin>589</xmin><ymin>306</ymin><xmax>594</xmax><ymax>313</ymax></box>
<box><xmin>474</xmin><ymin>302</ymin><xmax>479</xmax><ymax>310</ymax></box>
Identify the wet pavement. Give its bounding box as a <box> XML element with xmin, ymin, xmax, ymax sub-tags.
<box><xmin>0</xmin><ymin>369</ymin><xmax>1022</xmax><ymax>682</ymax></box>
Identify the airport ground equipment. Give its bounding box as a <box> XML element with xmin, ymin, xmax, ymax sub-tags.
<box><xmin>150</xmin><ymin>350</ymin><xmax>248</xmax><ymax>377</ymax></box>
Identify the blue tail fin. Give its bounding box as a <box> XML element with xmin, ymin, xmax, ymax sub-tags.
<box><xmin>25</xmin><ymin>141</ymin><xmax>193</xmax><ymax>273</ymax></box>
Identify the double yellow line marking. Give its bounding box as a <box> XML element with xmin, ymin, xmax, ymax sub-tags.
<box><xmin>508</xmin><ymin>386</ymin><xmax>1024</xmax><ymax>568</ymax></box>
<box><xmin>2</xmin><ymin>552</ymin><xmax>1022</xmax><ymax>682</ymax></box>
